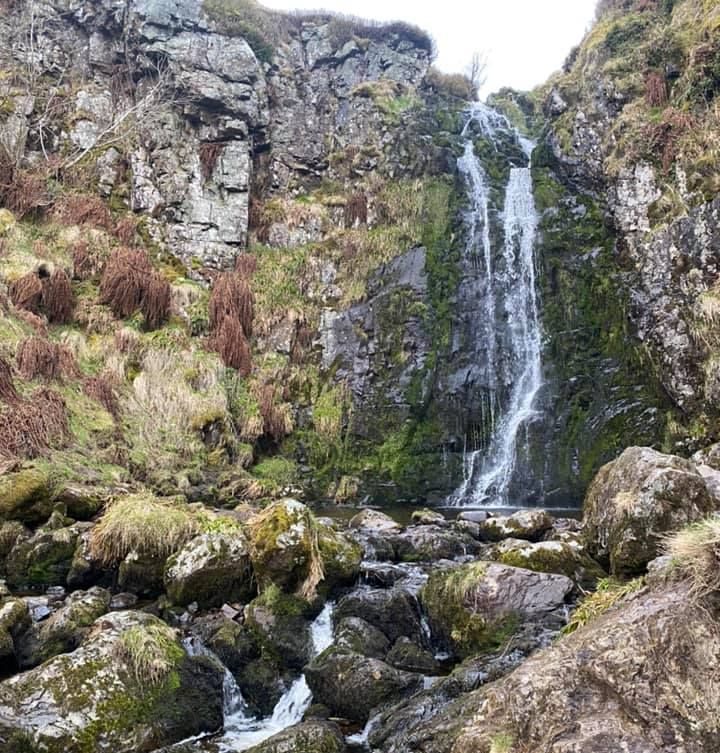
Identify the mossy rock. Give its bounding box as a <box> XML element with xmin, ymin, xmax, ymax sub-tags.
<box><xmin>493</xmin><ymin>539</ymin><xmax>606</xmax><ymax>587</ymax></box>
<box><xmin>118</xmin><ymin>551</ymin><xmax>166</xmax><ymax>597</ymax></box>
<box><xmin>164</xmin><ymin>532</ymin><xmax>254</xmax><ymax>609</ymax></box>
<box><xmin>0</xmin><ymin>466</ymin><xmax>54</xmax><ymax>525</ymax></box>
<box><xmin>245</xmin><ymin>721</ymin><xmax>346</xmax><ymax>753</ymax></box>
<box><xmin>421</xmin><ymin>562</ymin><xmax>573</xmax><ymax>659</ymax></box>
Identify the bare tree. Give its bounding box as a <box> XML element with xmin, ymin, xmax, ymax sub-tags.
<box><xmin>466</xmin><ymin>52</ymin><xmax>488</xmax><ymax>96</ymax></box>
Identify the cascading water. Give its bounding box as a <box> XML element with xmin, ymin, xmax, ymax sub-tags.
<box><xmin>187</xmin><ymin>603</ymin><xmax>335</xmax><ymax>752</ymax></box>
<box><xmin>449</xmin><ymin>103</ymin><xmax>542</xmax><ymax>508</ymax></box>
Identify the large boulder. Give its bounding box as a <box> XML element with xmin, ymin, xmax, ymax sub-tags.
<box><xmin>164</xmin><ymin>531</ymin><xmax>254</xmax><ymax>608</ymax></box>
<box><xmin>348</xmin><ymin>508</ymin><xmax>402</xmax><ymax>534</ymax></box>
<box><xmin>14</xmin><ymin>587</ymin><xmax>111</xmax><ymax>669</ymax></box>
<box><xmin>248</xmin><ymin>500</ymin><xmax>361</xmax><ymax>596</ymax></box>
<box><xmin>421</xmin><ymin>562</ymin><xmax>573</xmax><ymax>659</ymax></box>
<box><xmin>391</xmin><ymin>525</ymin><xmax>482</xmax><ymax>562</ymax></box>
<box><xmin>0</xmin><ymin>466</ymin><xmax>54</xmax><ymax>525</ymax></box>
<box><xmin>5</xmin><ymin>517</ymin><xmax>90</xmax><ymax>590</ymax></box>
<box><xmin>0</xmin><ymin>611</ymin><xmax>224</xmax><ymax>753</ymax></box>
<box><xmin>435</xmin><ymin>581</ymin><xmax>720</xmax><ymax>753</ymax></box>
<box><xmin>305</xmin><ymin>647</ymin><xmax>422</xmax><ymax>722</ymax></box>
<box><xmin>245</xmin><ymin>721</ymin><xmax>346</xmax><ymax>753</ymax></box>
<box><xmin>335</xmin><ymin>616</ymin><xmax>390</xmax><ymax>659</ymax></box>
<box><xmin>334</xmin><ymin>587</ymin><xmax>424</xmax><ymax>644</ymax></box>
<box><xmin>583</xmin><ymin>447</ymin><xmax>715</xmax><ymax>576</ymax></box>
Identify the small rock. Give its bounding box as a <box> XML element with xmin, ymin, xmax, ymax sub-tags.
<box><xmin>110</xmin><ymin>592</ymin><xmax>138</xmax><ymax>610</ymax></box>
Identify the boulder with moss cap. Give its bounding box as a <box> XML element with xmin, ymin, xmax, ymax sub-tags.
<box><xmin>421</xmin><ymin>561</ymin><xmax>573</xmax><ymax>659</ymax></box>
<box><xmin>0</xmin><ymin>610</ymin><xmax>223</xmax><ymax>753</ymax></box>
<box><xmin>477</xmin><ymin>509</ymin><xmax>554</xmax><ymax>542</ymax></box>
<box><xmin>0</xmin><ymin>466</ymin><xmax>55</xmax><ymax>525</ymax></box>
<box><xmin>583</xmin><ymin>446</ymin><xmax>715</xmax><ymax>576</ymax></box>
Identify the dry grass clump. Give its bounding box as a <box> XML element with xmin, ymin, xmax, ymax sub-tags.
<box><xmin>424</xmin><ymin>67</ymin><xmax>475</xmax><ymax>100</ymax></box>
<box><xmin>71</xmin><ymin>241</ymin><xmax>103</xmax><ymax>281</ymax></box>
<box><xmin>115</xmin><ymin>622</ymin><xmax>184</xmax><ymax>689</ymax></box>
<box><xmin>14</xmin><ymin>308</ymin><xmax>47</xmax><ymax>335</ymax></box>
<box><xmin>100</xmin><ymin>247</ymin><xmax>170</xmax><ymax>329</ymax></box>
<box><xmin>209</xmin><ymin>272</ymin><xmax>254</xmax><ymax>337</ymax></box>
<box><xmin>84</xmin><ymin>376</ymin><xmax>120</xmax><ymax>418</ymax></box>
<box><xmin>562</xmin><ymin>577</ymin><xmax>644</xmax><ymax>635</ymax></box>
<box><xmin>53</xmin><ymin>193</ymin><xmax>113</xmax><ymax>231</ymax></box>
<box><xmin>0</xmin><ymin>153</ymin><xmax>50</xmax><ymax>219</ymax></box>
<box><xmin>212</xmin><ymin>316</ymin><xmax>252</xmax><ymax>376</ymax></box>
<box><xmin>643</xmin><ymin>108</ymin><xmax>696</xmax><ymax>172</ymax></box>
<box><xmin>43</xmin><ymin>269</ymin><xmax>75</xmax><ymax>324</ymax></box>
<box><xmin>258</xmin><ymin>383</ymin><xmax>293</xmax><ymax>441</ymax></box>
<box><xmin>663</xmin><ymin>517</ymin><xmax>720</xmax><ymax>600</ymax></box>
<box><xmin>199</xmin><ymin>142</ymin><xmax>225</xmax><ymax>181</ymax></box>
<box><xmin>0</xmin><ymin>355</ymin><xmax>18</xmax><ymax>403</ymax></box>
<box><xmin>0</xmin><ymin>386</ymin><xmax>69</xmax><ymax>459</ymax></box>
<box><xmin>10</xmin><ymin>272</ymin><xmax>43</xmax><ymax>313</ymax></box>
<box><xmin>89</xmin><ymin>492</ymin><xmax>200</xmax><ymax>565</ymax></box>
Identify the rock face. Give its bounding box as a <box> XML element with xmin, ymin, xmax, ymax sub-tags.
<box><xmin>583</xmin><ymin>447</ymin><xmax>715</xmax><ymax>575</ymax></box>
<box><xmin>0</xmin><ymin>610</ymin><xmax>224</xmax><ymax>753</ymax></box>
<box><xmin>445</xmin><ymin>582</ymin><xmax>720</xmax><ymax>753</ymax></box>
<box><xmin>422</xmin><ymin>561</ymin><xmax>573</xmax><ymax>659</ymax></box>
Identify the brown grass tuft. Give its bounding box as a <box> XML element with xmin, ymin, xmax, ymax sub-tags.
<box><xmin>234</xmin><ymin>252</ymin><xmax>258</xmax><ymax>279</ymax></box>
<box><xmin>663</xmin><ymin>518</ymin><xmax>720</xmax><ymax>600</ymax></box>
<box><xmin>10</xmin><ymin>272</ymin><xmax>43</xmax><ymax>314</ymax></box>
<box><xmin>0</xmin><ymin>386</ymin><xmax>69</xmax><ymax>459</ymax></box>
<box><xmin>83</xmin><ymin>375</ymin><xmax>120</xmax><ymax>418</ymax></box>
<box><xmin>140</xmin><ymin>273</ymin><xmax>171</xmax><ymax>331</ymax></box>
<box><xmin>212</xmin><ymin>316</ymin><xmax>252</xmax><ymax>375</ymax></box>
<box><xmin>208</xmin><ymin>272</ymin><xmax>254</xmax><ymax>338</ymax></box>
<box><xmin>0</xmin><ymin>153</ymin><xmax>50</xmax><ymax>219</ymax></box>
<box><xmin>71</xmin><ymin>241</ymin><xmax>101</xmax><ymax>281</ymax></box>
<box><xmin>199</xmin><ymin>142</ymin><xmax>225</xmax><ymax>181</ymax></box>
<box><xmin>100</xmin><ymin>247</ymin><xmax>152</xmax><ymax>319</ymax></box>
<box><xmin>290</xmin><ymin>317</ymin><xmax>314</xmax><ymax>365</ymax></box>
<box><xmin>258</xmin><ymin>384</ymin><xmax>292</xmax><ymax>441</ymax></box>
<box><xmin>0</xmin><ymin>356</ymin><xmax>18</xmax><ymax>403</ymax></box>
<box><xmin>53</xmin><ymin>193</ymin><xmax>113</xmax><ymax>230</ymax></box>
<box><xmin>645</xmin><ymin>70</ymin><xmax>668</xmax><ymax>107</ymax></box>
<box><xmin>344</xmin><ymin>192</ymin><xmax>368</xmax><ymax>228</ymax></box>
<box><xmin>42</xmin><ymin>269</ymin><xmax>75</xmax><ymax>324</ymax></box>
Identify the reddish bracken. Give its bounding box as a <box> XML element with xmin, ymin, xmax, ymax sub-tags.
<box><xmin>344</xmin><ymin>192</ymin><xmax>368</xmax><ymax>228</ymax></box>
<box><xmin>42</xmin><ymin>268</ymin><xmax>75</xmax><ymax>324</ymax></box>
<box><xmin>0</xmin><ymin>356</ymin><xmax>18</xmax><ymax>403</ymax></box>
<box><xmin>115</xmin><ymin>214</ymin><xmax>139</xmax><ymax>245</ymax></box>
<box><xmin>0</xmin><ymin>387</ymin><xmax>69</xmax><ymax>459</ymax></box>
<box><xmin>53</xmin><ymin>193</ymin><xmax>113</xmax><ymax>231</ymax></box>
<box><xmin>234</xmin><ymin>252</ymin><xmax>258</xmax><ymax>279</ymax></box>
<box><xmin>258</xmin><ymin>383</ymin><xmax>288</xmax><ymax>441</ymax></box>
<box><xmin>212</xmin><ymin>316</ymin><xmax>252</xmax><ymax>375</ymax></box>
<box><xmin>10</xmin><ymin>272</ymin><xmax>43</xmax><ymax>314</ymax></box>
<box><xmin>100</xmin><ymin>247</ymin><xmax>152</xmax><ymax>319</ymax></box>
<box><xmin>645</xmin><ymin>70</ymin><xmax>668</xmax><ymax>107</ymax></box>
<box><xmin>83</xmin><ymin>376</ymin><xmax>120</xmax><ymax>418</ymax></box>
<box><xmin>16</xmin><ymin>337</ymin><xmax>79</xmax><ymax>381</ymax></box>
<box><xmin>14</xmin><ymin>308</ymin><xmax>48</xmax><ymax>335</ymax></box>
<box><xmin>141</xmin><ymin>272</ymin><xmax>172</xmax><ymax>331</ymax></box>
<box><xmin>208</xmin><ymin>272</ymin><xmax>254</xmax><ymax>338</ymax></box>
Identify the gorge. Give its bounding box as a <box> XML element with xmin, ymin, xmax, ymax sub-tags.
<box><xmin>1</xmin><ymin>0</ymin><xmax>720</xmax><ymax>751</ymax></box>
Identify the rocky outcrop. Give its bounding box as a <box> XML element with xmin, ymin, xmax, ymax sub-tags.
<box><xmin>444</xmin><ymin>581</ymin><xmax>720</xmax><ymax>753</ymax></box>
<box><xmin>0</xmin><ymin>610</ymin><xmax>224</xmax><ymax>753</ymax></box>
<box><xmin>583</xmin><ymin>446</ymin><xmax>715</xmax><ymax>575</ymax></box>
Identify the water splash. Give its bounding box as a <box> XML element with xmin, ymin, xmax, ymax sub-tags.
<box><xmin>450</xmin><ymin>103</ymin><xmax>542</xmax><ymax>507</ymax></box>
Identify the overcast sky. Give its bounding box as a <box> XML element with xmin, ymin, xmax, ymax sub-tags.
<box><xmin>262</xmin><ymin>0</ymin><xmax>598</xmax><ymax>95</ymax></box>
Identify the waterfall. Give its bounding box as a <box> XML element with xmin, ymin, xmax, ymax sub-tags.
<box><xmin>209</xmin><ymin>602</ymin><xmax>335</xmax><ymax>752</ymax></box>
<box><xmin>449</xmin><ymin>103</ymin><xmax>542</xmax><ymax>508</ymax></box>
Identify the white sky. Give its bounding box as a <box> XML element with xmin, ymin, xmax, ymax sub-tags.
<box><xmin>262</xmin><ymin>0</ymin><xmax>598</xmax><ymax>95</ymax></box>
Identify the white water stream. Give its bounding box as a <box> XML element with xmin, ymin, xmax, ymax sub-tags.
<box><xmin>185</xmin><ymin>602</ymin><xmax>335</xmax><ymax>752</ymax></box>
<box><xmin>450</xmin><ymin>103</ymin><xmax>542</xmax><ymax>507</ymax></box>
